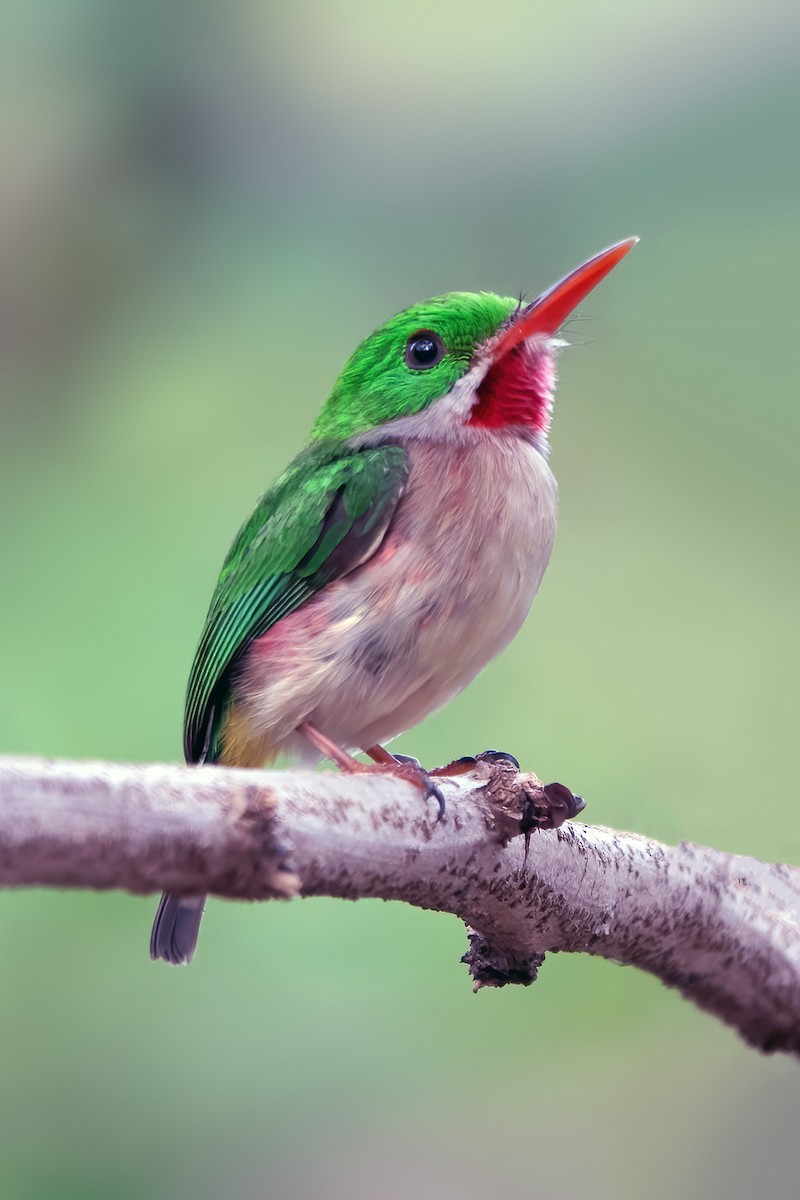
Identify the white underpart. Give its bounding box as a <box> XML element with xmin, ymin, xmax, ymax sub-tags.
<box><xmin>236</xmin><ymin>339</ymin><xmax>560</xmax><ymax>763</ymax></box>
<box><xmin>352</xmin><ymin>354</ymin><xmax>492</xmax><ymax>447</ymax></box>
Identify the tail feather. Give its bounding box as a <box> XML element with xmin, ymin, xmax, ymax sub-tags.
<box><xmin>151</xmin><ymin>706</ymin><xmax>282</xmax><ymax>963</ymax></box>
<box><xmin>150</xmin><ymin>892</ymin><xmax>206</xmax><ymax>965</ymax></box>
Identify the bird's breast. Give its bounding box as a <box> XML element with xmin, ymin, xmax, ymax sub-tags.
<box><xmin>376</xmin><ymin>433</ymin><xmax>558</xmax><ymax>671</ymax></box>
<box><xmin>238</xmin><ymin>430</ymin><xmax>558</xmax><ymax>752</ymax></box>
<box><xmin>307</xmin><ymin>431</ymin><xmax>558</xmax><ymax>742</ymax></box>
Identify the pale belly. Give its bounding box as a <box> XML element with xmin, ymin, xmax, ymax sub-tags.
<box><xmin>233</xmin><ymin>433</ymin><xmax>558</xmax><ymax>760</ymax></box>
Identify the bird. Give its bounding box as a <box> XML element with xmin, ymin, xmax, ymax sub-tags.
<box><xmin>150</xmin><ymin>238</ymin><xmax>637</xmax><ymax>964</ymax></box>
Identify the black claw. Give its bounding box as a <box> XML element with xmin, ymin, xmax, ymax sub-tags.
<box><xmin>428</xmin><ymin>777</ymin><xmax>446</xmax><ymax>822</ymax></box>
<box><xmin>391</xmin><ymin>759</ymin><xmax>446</xmax><ymax>820</ymax></box>
<box><xmin>476</xmin><ymin>750</ymin><xmax>520</xmax><ymax>770</ymax></box>
<box><xmin>392</xmin><ymin>752</ymin><xmax>422</xmax><ymax>768</ymax></box>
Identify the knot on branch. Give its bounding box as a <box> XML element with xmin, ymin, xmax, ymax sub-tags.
<box><xmin>470</xmin><ymin>752</ymin><xmax>585</xmax><ymax>844</ymax></box>
<box><xmin>462</xmin><ymin>928</ymin><xmax>546</xmax><ymax>990</ymax></box>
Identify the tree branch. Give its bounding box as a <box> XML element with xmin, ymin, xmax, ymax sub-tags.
<box><xmin>1</xmin><ymin>754</ymin><xmax>798</xmax><ymax>1056</ymax></box>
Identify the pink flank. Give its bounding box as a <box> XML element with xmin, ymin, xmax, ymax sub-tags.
<box><xmin>251</xmin><ymin>599</ymin><xmax>331</xmax><ymax>664</ymax></box>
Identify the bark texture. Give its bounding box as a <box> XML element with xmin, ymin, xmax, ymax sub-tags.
<box><xmin>0</xmin><ymin>754</ymin><xmax>798</xmax><ymax>1055</ymax></box>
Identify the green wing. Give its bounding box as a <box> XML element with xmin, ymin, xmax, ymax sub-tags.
<box><xmin>183</xmin><ymin>442</ymin><xmax>409</xmax><ymax>763</ymax></box>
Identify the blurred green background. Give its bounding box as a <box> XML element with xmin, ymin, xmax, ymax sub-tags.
<box><xmin>2</xmin><ymin>1</ymin><xmax>800</xmax><ymax>1196</ymax></box>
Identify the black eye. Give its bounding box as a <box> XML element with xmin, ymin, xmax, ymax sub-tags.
<box><xmin>405</xmin><ymin>330</ymin><xmax>445</xmax><ymax>370</ymax></box>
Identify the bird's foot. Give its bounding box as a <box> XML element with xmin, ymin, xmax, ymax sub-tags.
<box><xmin>359</xmin><ymin>737</ymin><xmax>585</xmax><ymax>838</ymax></box>
<box><xmin>299</xmin><ymin>724</ymin><xmax>447</xmax><ymax>821</ymax></box>
<box><xmin>356</xmin><ymin>759</ymin><xmax>446</xmax><ymax>821</ymax></box>
<box><xmin>428</xmin><ymin>751</ymin><xmax>585</xmax><ymax>851</ymax></box>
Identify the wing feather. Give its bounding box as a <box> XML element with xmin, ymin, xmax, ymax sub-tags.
<box><xmin>183</xmin><ymin>442</ymin><xmax>408</xmax><ymax>763</ymax></box>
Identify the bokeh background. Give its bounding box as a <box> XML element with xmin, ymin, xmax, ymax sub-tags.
<box><xmin>2</xmin><ymin>1</ymin><xmax>800</xmax><ymax>1196</ymax></box>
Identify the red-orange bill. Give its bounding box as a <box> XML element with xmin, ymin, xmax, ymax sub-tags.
<box><xmin>493</xmin><ymin>237</ymin><xmax>638</xmax><ymax>357</ymax></box>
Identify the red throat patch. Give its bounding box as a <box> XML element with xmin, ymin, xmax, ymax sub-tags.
<box><xmin>467</xmin><ymin>342</ymin><xmax>556</xmax><ymax>433</ymax></box>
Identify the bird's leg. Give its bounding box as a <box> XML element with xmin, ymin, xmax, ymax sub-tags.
<box><xmin>298</xmin><ymin>721</ymin><xmax>364</xmax><ymax>771</ymax></box>
<box><xmin>363</xmin><ymin>744</ymin><xmax>422</xmax><ymax>768</ymax></box>
<box><xmin>298</xmin><ymin>723</ymin><xmax>445</xmax><ymax>820</ymax></box>
<box><xmin>363</xmin><ymin>743</ymin><xmax>400</xmax><ymax>766</ymax></box>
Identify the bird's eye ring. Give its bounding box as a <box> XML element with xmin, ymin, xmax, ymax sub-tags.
<box><xmin>404</xmin><ymin>331</ymin><xmax>445</xmax><ymax>370</ymax></box>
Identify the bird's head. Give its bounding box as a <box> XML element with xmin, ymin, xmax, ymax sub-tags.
<box><xmin>312</xmin><ymin>239</ymin><xmax>637</xmax><ymax>448</ymax></box>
